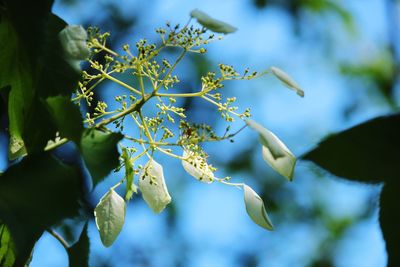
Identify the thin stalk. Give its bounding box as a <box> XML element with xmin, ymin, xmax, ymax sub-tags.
<box><xmin>201</xmin><ymin>95</ymin><xmax>242</xmax><ymax>117</ymax></box>
<box><xmin>47</xmin><ymin>229</ymin><xmax>69</xmax><ymax>250</ymax></box>
<box><xmin>95</xmin><ymin>94</ymin><xmax>151</xmax><ymax>129</ymax></box>
<box><xmin>91</xmin><ymin>39</ymin><xmax>119</xmax><ymax>57</ymax></box>
<box><xmin>156</xmin><ymin>147</ymin><xmax>185</xmax><ymax>160</ymax></box>
<box><xmin>138</xmin><ymin>111</ymin><xmax>155</xmax><ymax>144</ymax></box>
<box><xmin>102</xmin><ymin>72</ymin><xmax>142</xmax><ymax>95</ymax></box>
<box><xmin>156</xmin><ymin>91</ymin><xmax>204</xmax><ymax>98</ymax></box>
<box><xmin>155</xmin><ymin>49</ymin><xmax>187</xmax><ymax>92</ymax></box>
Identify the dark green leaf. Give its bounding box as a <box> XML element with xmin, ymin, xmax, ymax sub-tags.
<box><xmin>303</xmin><ymin>113</ymin><xmax>400</xmax><ymax>182</ymax></box>
<box><xmin>67</xmin><ymin>223</ymin><xmax>90</xmax><ymax>267</ymax></box>
<box><xmin>0</xmin><ymin>6</ymin><xmax>80</xmax><ymax>156</ymax></box>
<box><xmin>37</xmin><ymin>14</ymin><xmax>81</xmax><ymax>97</ymax></box>
<box><xmin>0</xmin><ymin>16</ymin><xmax>34</xmax><ymax>156</ymax></box>
<box><xmin>94</xmin><ymin>190</ymin><xmax>126</xmax><ymax>247</ymax></box>
<box><xmin>80</xmin><ymin>129</ymin><xmax>123</xmax><ymax>186</ymax></box>
<box><xmin>0</xmin><ymin>153</ymin><xmax>83</xmax><ymax>265</ymax></box>
<box><xmin>0</xmin><ymin>223</ymin><xmax>16</xmax><ymax>267</ymax></box>
<box><xmin>46</xmin><ymin>96</ymin><xmax>83</xmax><ymax>144</ymax></box>
<box><xmin>190</xmin><ymin>9</ymin><xmax>237</xmax><ymax>34</ymax></box>
<box><xmin>379</xmin><ymin>183</ymin><xmax>400</xmax><ymax>267</ymax></box>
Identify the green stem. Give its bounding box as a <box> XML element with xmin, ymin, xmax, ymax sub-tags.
<box><xmin>137</xmin><ymin>65</ymin><xmax>146</xmax><ymax>98</ymax></box>
<box><xmin>72</xmin><ymin>77</ymin><xmax>105</xmax><ymax>102</ymax></box>
<box><xmin>201</xmin><ymin>95</ymin><xmax>242</xmax><ymax>117</ymax></box>
<box><xmin>155</xmin><ymin>49</ymin><xmax>187</xmax><ymax>92</ymax></box>
<box><xmin>138</xmin><ymin>111</ymin><xmax>155</xmax><ymax>145</ymax></box>
<box><xmin>95</xmin><ymin>94</ymin><xmax>151</xmax><ymax>129</ymax></box>
<box><xmin>92</xmin><ymin>39</ymin><xmax>119</xmax><ymax>57</ymax></box>
<box><xmin>156</xmin><ymin>147</ymin><xmax>185</xmax><ymax>160</ymax></box>
<box><xmin>102</xmin><ymin>72</ymin><xmax>142</xmax><ymax>95</ymax></box>
<box><xmin>217</xmin><ymin>179</ymin><xmax>244</xmax><ymax>189</ymax></box>
<box><xmin>156</xmin><ymin>91</ymin><xmax>204</xmax><ymax>98</ymax></box>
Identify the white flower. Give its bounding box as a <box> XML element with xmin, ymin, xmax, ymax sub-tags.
<box><xmin>139</xmin><ymin>159</ymin><xmax>171</xmax><ymax>213</ymax></box>
<box><xmin>182</xmin><ymin>150</ymin><xmax>214</xmax><ymax>183</ymax></box>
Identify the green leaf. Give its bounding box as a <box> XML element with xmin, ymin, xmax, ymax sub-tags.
<box><xmin>0</xmin><ymin>153</ymin><xmax>83</xmax><ymax>265</ymax></box>
<box><xmin>270</xmin><ymin>66</ymin><xmax>304</xmax><ymax>97</ymax></box>
<box><xmin>246</xmin><ymin>119</ymin><xmax>296</xmax><ymax>180</ymax></box>
<box><xmin>139</xmin><ymin>159</ymin><xmax>172</xmax><ymax>213</ymax></box>
<box><xmin>122</xmin><ymin>148</ymin><xmax>136</xmax><ymax>201</ymax></box>
<box><xmin>94</xmin><ymin>189</ymin><xmax>126</xmax><ymax>247</ymax></box>
<box><xmin>0</xmin><ymin>223</ymin><xmax>16</xmax><ymax>267</ymax></box>
<box><xmin>0</xmin><ymin>17</ymin><xmax>34</xmax><ymax>157</ymax></box>
<box><xmin>80</xmin><ymin>129</ymin><xmax>123</xmax><ymax>186</ymax></box>
<box><xmin>67</xmin><ymin>223</ymin><xmax>90</xmax><ymax>267</ymax></box>
<box><xmin>302</xmin><ymin>113</ymin><xmax>400</xmax><ymax>182</ymax></box>
<box><xmin>379</xmin><ymin>183</ymin><xmax>400</xmax><ymax>267</ymax></box>
<box><xmin>0</xmin><ymin>8</ymin><xmax>81</xmax><ymax>155</ymax></box>
<box><xmin>190</xmin><ymin>9</ymin><xmax>237</xmax><ymax>34</ymax></box>
<box><xmin>46</xmin><ymin>96</ymin><xmax>83</xmax><ymax>144</ymax></box>
<box><xmin>243</xmin><ymin>184</ymin><xmax>274</xmax><ymax>230</ymax></box>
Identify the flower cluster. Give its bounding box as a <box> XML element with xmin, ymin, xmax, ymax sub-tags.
<box><xmin>73</xmin><ymin>10</ymin><xmax>304</xmax><ymax>247</ymax></box>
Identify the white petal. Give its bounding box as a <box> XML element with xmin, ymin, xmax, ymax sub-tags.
<box><xmin>182</xmin><ymin>150</ymin><xmax>214</xmax><ymax>183</ymax></box>
<box><xmin>59</xmin><ymin>25</ymin><xmax>90</xmax><ymax>70</ymax></box>
<box><xmin>243</xmin><ymin>184</ymin><xmax>273</xmax><ymax>230</ymax></box>
<box><xmin>139</xmin><ymin>159</ymin><xmax>171</xmax><ymax>213</ymax></box>
<box><xmin>270</xmin><ymin>66</ymin><xmax>304</xmax><ymax>97</ymax></box>
<box><xmin>246</xmin><ymin>119</ymin><xmax>296</xmax><ymax>180</ymax></box>
<box><xmin>190</xmin><ymin>9</ymin><xmax>237</xmax><ymax>34</ymax></box>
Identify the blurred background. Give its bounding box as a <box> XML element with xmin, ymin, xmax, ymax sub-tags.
<box><xmin>17</xmin><ymin>0</ymin><xmax>400</xmax><ymax>266</ymax></box>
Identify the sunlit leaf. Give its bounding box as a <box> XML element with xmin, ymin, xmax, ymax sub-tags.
<box><xmin>190</xmin><ymin>9</ymin><xmax>237</xmax><ymax>34</ymax></box>
<box><xmin>243</xmin><ymin>184</ymin><xmax>274</xmax><ymax>230</ymax></box>
<box><xmin>0</xmin><ymin>10</ymin><xmax>80</xmax><ymax>155</ymax></box>
<box><xmin>182</xmin><ymin>150</ymin><xmax>214</xmax><ymax>183</ymax></box>
<box><xmin>270</xmin><ymin>66</ymin><xmax>304</xmax><ymax>97</ymax></box>
<box><xmin>80</xmin><ymin>129</ymin><xmax>123</xmax><ymax>186</ymax></box>
<box><xmin>246</xmin><ymin>119</ymin><xmax>296</xmax><ymax>180</ymax></box>
<box><xmin>0</xmin><ymin>17</ymin><xmax>35</xmax><ymax>156</ymax></box>
<box><xmin>67</xmin><ymin>223</ymin><xmax>90</xmax><ymax>267</ymax></box>
<box><xmin>94</xmin><ymin>189</ymin><xmax>126</xmax><ymax>247</ymax></box>
<box><xmin>0</xmin><ymin>223</ymin><xmax>16</xmax><ymax>267</ymax></box>
<box><xmin>303</xmin><ymin>113</ymin><xmax>400</xmax><ymax>182</ymax></box>
<box><xmin>139</xmin><ymin>159</ymin><xmax>172</xmax><ymax>213</ymax></box>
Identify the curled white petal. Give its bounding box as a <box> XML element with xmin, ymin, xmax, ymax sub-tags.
<box><xmin>182</xmin><ymin>150</ymin><xmax>214</xmax><ymax>183</ymax></box>
<box><xmin>270</xmin><ymin>66</ymin><xmax>304</xmax><ymax>97</ymax></box>
<box><xmin>243</xmin><ymin>184</ymin><xmax>274</xmax><ymax>230</ymax></box>
<box><xmin>190</xmin><ymin>9</ymin><xmax>237</xmax><ymax>34</ymax></box>
<box><xmin>139</xmin><ymin>159</ymin><xmax>171</xmax><ymax>213</ymax></box>
<box><xmin>246</xmin><ymin>119</ymin><xmax>296</xmax><ymax>180</ymax></box>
